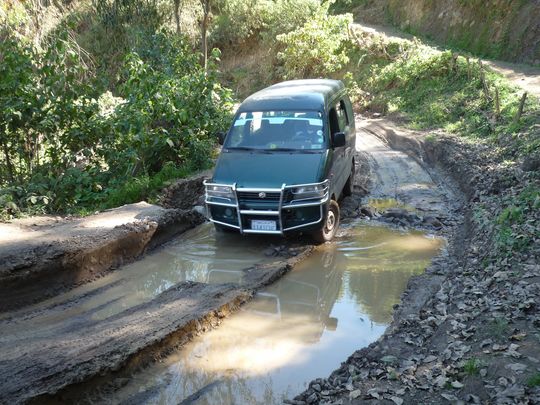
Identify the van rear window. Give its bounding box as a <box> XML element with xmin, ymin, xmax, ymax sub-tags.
<box><xmin>225</xmin><ymin>111</ymin><xmax>326</xmax><ymax>151</ymax></box>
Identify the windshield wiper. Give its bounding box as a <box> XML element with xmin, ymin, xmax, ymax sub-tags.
<box><xmin>263</xmin><ymin>148</ymin><xmax>297</xmax><ymax>152</ymax></box>
<box><xmin>225</xmin><ymin>146</ymin><xmax>258</xmax><ymax>151</ymax></box>
<box><xmin>263</xmin><ymin>148</ymin><xmax>321</xmax><ymax>153</ymax></box>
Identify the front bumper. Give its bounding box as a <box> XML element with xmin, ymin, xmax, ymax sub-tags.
<box><xmin>204</xmin><ymin>180</ymin><xmax>329</xmax><ymax>235</ymax></box>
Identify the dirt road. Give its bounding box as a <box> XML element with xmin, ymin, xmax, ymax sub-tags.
<box><xmin>0</xmin><ymin>118</ymin><xmax>460</xmax><ymax>403</ymax></box>
<box><xmin>352</xmin><ymin>21</ymin><xmax>540</xmax><ymax>98</ymax></box>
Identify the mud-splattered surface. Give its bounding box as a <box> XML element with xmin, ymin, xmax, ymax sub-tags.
<box><xmin>0</xmin><ymin>117</ymin><xmax>460</xmax><ymax>404</ymax></box>
<box><xmin>0</xmin><ymin>202</ymin><xmax>205</xmax><ymax>312</ymax></box>
<box><xmin>0</xmin><ymin>225</ymin><xmax>315</xmax><ymax>404</ymax></box>
<box><xmin>83</xmin><ymin>224</ymin><xmax>444</xmax><ymax>405</ymax></box>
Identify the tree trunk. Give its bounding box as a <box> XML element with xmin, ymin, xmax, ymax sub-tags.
<box><xmin>513</xmin><ymin>92</ymin><xmax>528</xmax><ymax>125</ymax></box>
<box><xmin>200</xmin><ymin>0</ymin><xmax>210</xmax><ymax>71</ymax></box>
<box><xmin>174</xmin><ymin>0</ymin><xmax>182</xmax><ymax>34</ymax></box>
<box><xmin>1</xmin><ymin>138</ymin><xmax>15</xmax><ymax>184</ymax></box>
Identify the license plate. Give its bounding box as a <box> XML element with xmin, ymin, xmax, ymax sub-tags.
<box><xmin>251</xmin><ymin>220</ymin><xmax>277</xmax><ymax>231</ymax></box>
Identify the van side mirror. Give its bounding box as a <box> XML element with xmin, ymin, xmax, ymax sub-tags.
<box><xmin>332</xmin><ymin>132</ymin><xmax>346</xmax><ymax>148</ymax></box>
<box><xmin>217</xmin><ymin>131</ymin><xmax>226</xmax><ymax>145</ymax></box>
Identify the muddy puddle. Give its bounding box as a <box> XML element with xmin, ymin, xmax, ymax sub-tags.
<box><xmin>0</xmin><ymin>223</ymin><xmax>274</xmax><ymax>331</ymax></box>
<box><xmin>102</xmin><ymin>223</ymin><xmax>443</xmax><ymax>405</ymax></box>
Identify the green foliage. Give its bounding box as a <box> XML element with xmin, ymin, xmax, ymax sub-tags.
<box><xmin>101</xmin><ymin>162</ymin><xmax>193</xmax><ymax>209</ymax></box>
<box><xmin>495</xmin><ymin>185</ymin><xmax>540</xmax><ymax>254</ymax></box>
<box><xmin>109</xmin><ymin>32</ymin><xmax>233</xmax><ymax>176</ymax></box>
<box><xmin>277</xmin><ymin>3</ymin><xmax>353</xmax><ymax>79</ymax></box>
<box><xmin>212</xmin><ymin>0</ymin><xmax>320</xmax><ymax>49</ymax></box>
<box><xmin>527</xmin><ymin>373</ymin><xmax>540</xmax><ymax>388</ymax></box>
<box><xmin>0</xmin><ymin>32</ymin><xmax>102</xmax><ymax>214</ymax></box>
<box><xmin>462</xmin><ymin>358</ymin><xmax>483</xmax><ymax>376</ymax></box>
<box><xmin>0</xmin><ymin>30</ymin><xmax>232</xmax><ymax>219</ymax></box>
<box><xmin>488</xmin><ymin>317</ymin><xmax>509</xmax><ymax>339</ymax></box>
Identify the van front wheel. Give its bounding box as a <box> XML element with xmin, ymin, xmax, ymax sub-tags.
<box><xmin>312</xmin><ymin>200</ymin><xmax>340</xmax><ymax>243</ymax></box>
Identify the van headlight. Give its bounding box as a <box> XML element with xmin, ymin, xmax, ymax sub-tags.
<box><xmin>206</xmin><ymin>185</ymin><xmax>236</xmax><ymax>201</ymax></box>
<box><xmin>292</xmin><ymin>184</ymin><xmax>327</xmax><ymax>200</ymax></box>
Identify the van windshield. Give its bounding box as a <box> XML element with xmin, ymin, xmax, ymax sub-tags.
<box><xmin>224</xmin><ymin>110</ymin><xmax>326</xmax><ymax>151</ymax></box>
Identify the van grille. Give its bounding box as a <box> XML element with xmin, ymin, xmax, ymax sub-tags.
<box><xmin>237</xmin><ymin>191</ymin><xmax>281</xmax><ymax>201</ymax></box>
<box><xmin>236</xmin><ymin>191</ymin><xmax>294</xmax><ymax>204</ymax></box>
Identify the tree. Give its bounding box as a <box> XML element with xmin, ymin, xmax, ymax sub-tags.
<box><xmin>173</xmin><ymin>0</ymin><xmax>183</xmax><ymax>34</ymax></box>
<box><xmin>199</xmin><ymin>0</ymin><xmax>211</xmax><ymax>70</ymax></box>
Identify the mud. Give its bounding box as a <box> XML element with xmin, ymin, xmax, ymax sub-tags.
<box><xmin>0</xmin><ymin>242</ymin><xmax>314</xmax><ymax>404</ymax></box>
<box><xmin>69</xmin><ymin>224</ymin><xmax>444</xmax><ymax>405</ymax></box>
<box><xmin>159</xmin><ymin>170</ymin><xmax>212</xmax><ymax>210</ymax></box>
<box><xmin>0</xmin><ymin>116</ymin><xmax>464</xmax><ymax>404</ymax></box>
<box><xmin>0</xmin><ymin>203</ymin><xmax>204</xmax><ymax>312</ymax></box>
<box><xmin>294</xmin><ymin>117</ymin><xmax>539</xmax><ymax>404</ymax></box>
<box><xmin>50</xmin><ymin>119</ymin><xmax>452</xmax><ymax>404</ymax></box>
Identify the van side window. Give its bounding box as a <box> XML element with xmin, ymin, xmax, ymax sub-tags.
<box><xmin>339</xmin><ymin>100</ymin><xmax>349</xmax><ymax>125</ymax></box>
<box><xmin>329</xmin><ymin>107</ymin><xmax>340</xmax><ymax>135</ymax></box>
<box><xmin>336</xmin><ymin>101</ymin><xmax>348</xmax><ymax>131</ymax></box>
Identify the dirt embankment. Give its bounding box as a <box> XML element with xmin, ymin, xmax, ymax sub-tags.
<box><xmin>0</xmin><ymin>174</ymin><xmax>207</xmax><ymax>312</ymax></box>
<box><xmin>348</xmin><ymin>0</ymin><xmax>540</xmax><ymax>65</ymax></box>
<box><xmin>293</xmin><ymin>119</ymin><xmax>540</xmax><ymax>404</ymax></box>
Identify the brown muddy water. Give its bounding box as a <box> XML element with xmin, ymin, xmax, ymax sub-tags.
<box><xmin>100</xmin><ymin>221</ymin><xmax>443</xmax><ymax>405</ymax></box>
<box><xmin>0</xmin><ymin>223</ymin><xmax>275</xmax><ymax>331</ymax></box>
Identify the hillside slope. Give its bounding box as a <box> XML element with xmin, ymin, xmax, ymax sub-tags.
<box><xmin>344</xmin><ymin>0</ymin><xmax>540</xmax><ymax>64</ymax></box>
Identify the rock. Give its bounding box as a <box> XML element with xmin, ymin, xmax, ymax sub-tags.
<box><xmin>360</xmin><ymin>206</ymin><xmax>378</xmax><ymax>218</ymax></box>
<box><xmin>441</xmin><ymin>393</ymin><xmax>458</xmax><ymax>401</ymax></box>
<box><xmin>193</xmin><ymin>205</ymin><xmax>206</xmax><ymax>215</ymax></box>
<box><xmin>505</xmin><ymin>363</ymin><xmax>527</xmax><ymax>373</ymax></box>
<box><xmin>390</xmin><ymin>396</ymin><xmax>404</xmax><ymax>405</ymax></box>
<box><xmin>451</xmin><ymin>381</ymin><xmax>464</xmax><ymax>389</ymax></box>
<box><xmin>465</xmin><ymin>394</ymin><xmax>480</xmax><ymax>403</ymax></box>
<box><xmin>263</xmin><ymin>247</ymin><xmax>278</xmax><ymax>257</ymax></box>
<box><xmin>381</xmin><ymin>355</ymin><xmax>398</xmax><ymax>364</ymax></box>
<box><xmin>520</xmin><ymin>155</ymin><xmax>540</xmax><ymax>172</ymax></box>
<box><xmin>383</xmin><ymin>208</ymin><xmax>409</xmax><ymax>219</ymax></box>
<box><xmin>306</xmin><ymin>392</ymin><xmax>318</xmax><ymax>403</ymax></box>
<box><xmin>349</xmin><ymin>389</ymin><xmax>362</xmax><ymax>399</ymax></box>
<box><xmin>423</xmin><ymin>216</ymin><xmax>442</xmax><ymax>228</ymax></box>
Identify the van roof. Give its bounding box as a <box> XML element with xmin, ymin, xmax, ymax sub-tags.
<box><xmin>237</xmin><ymin>79</ymin><xmax>345</xmax><ymax>113</ymax></box>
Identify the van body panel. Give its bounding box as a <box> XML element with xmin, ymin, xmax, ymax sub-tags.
<box><xmin>213</xmin><ymin>151</ymin><xmax>327</xmax><ymax>189</ymax></box>
<box><xmin>204</xmin><ymin>79</ymin><xmax>355</xmax><ymax>237</ymax></box>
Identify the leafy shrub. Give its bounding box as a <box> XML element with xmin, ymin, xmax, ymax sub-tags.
<box><xmin>108</xmin><ymin>32</ymin><xmax>233</xmax><ymax>176</ymax></box>
<box><xmin>495</xmin><ymin>185</ymin><xmax>540</xmax><ymax>254</ymax></box>
<box><xmin>211</xmin><ymin>0</ymin><xmax>320</xmax><ymax>49</ymax></box>
<box><xmin>0</xmin><ymin>30</ymin><xmax>233</xmax><ymax>219</ymax></box>
<box><xmin>276</xmin><ymin>3</ymin><xmax>353</xmax><ymax>79</ymax></box>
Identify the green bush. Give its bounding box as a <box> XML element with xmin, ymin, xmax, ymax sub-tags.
<box><xmin>0</xmin><ymin>30</ymin><xmax>233</xmax><ymax>219</ymax></box>
<box><xmin>276</xmin><ymin>3</ymin><xmax>353</xmax><ymax>79</ymax></box>
<box><xmin>108</xmin><ymin>32</ymin><xmax>233</xmax><ymax>177</ymax></box>
<box><xmin>211</xmin><ymin>0</ymin><xmax>320</xmax><ymax>49</ymax></box>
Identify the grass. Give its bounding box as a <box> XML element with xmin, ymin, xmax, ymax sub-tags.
<box><xmin>99</xmin><ymin>162</ymin><xmax>201</xmax><ymax>211</ymax></box>
<box><xmin>463</xmin><ymin>358</ymin><xmax>483</xmax><ymax>376</ymax></box>
<box><xmin>527</xmin><ymin>373</ymin><xmax>540</xmax><ymax>388</ymax></box>
<box><xmin>488</xmin><ymin>318</ymin><xmax>510</xmax><ymax>339</ymax></box>
<box><xmin>344</xmin><ymin>27</ymin><xmax>539</xmax><ymax>147</ymax></box>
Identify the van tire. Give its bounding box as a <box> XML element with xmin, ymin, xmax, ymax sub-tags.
<box><xmin>312</xmin><ymin>200</ymin><xmax>340</xmax><ymax>243</ymax></box>
<box><xmin>342</xmin><ymin>160</ymin><xmax>355</xmax><ymax>197</ymax></box>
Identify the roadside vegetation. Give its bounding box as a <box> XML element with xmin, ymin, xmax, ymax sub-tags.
<box><xmin>0</xmin><ymin>0</ymin><xmax>232</xmax><ymax>219</ymax></box>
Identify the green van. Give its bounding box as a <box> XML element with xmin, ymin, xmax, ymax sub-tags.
<box><xmin>204</xmin><ymin>79</ymin><xmax>355</xmax><ymax>242</ymax></box>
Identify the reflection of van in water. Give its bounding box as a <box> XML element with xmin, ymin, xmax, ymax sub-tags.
<box><xmin>248</xmin><ymin>250</ymin><xmax>341</xmax><ymax>339</ymax></box>
<box><xmin>204</xmin><ymin>79</ymin><xmax>356</xmax><ymax>242</ymax></box>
